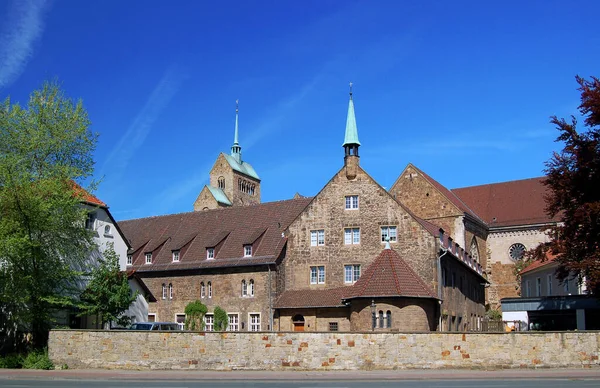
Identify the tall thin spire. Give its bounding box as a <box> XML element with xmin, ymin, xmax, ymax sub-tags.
<box><xmin>343</xmin><ymin>82</ymin><xmax>361</xmax><ymax>147</ymax></box>
<box><xmin>231</xmin><ymin>99</ymin><xmax>242</xmax><ymax>162</ymax></box>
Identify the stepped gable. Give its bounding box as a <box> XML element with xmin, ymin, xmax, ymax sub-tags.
<box><xmin>274</xmin><ymin>287</ymin><xmax>348</xmax><ymax>308</ymax></box>
<box><xmin>345</xmin><ymin>247</ymin><xmax>437</xmax><ymax>299</ymax></box>
<box><xmin>452</xmin><ymin>177</ymin><xmax>559</xmax><ymax>228</ymax></box>
<box><xmin>120</xmin><ymin>197</ymin><xmax>312</xmax><ymax>272</ymax></box>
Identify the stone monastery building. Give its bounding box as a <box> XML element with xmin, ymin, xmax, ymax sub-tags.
<box><xmin>120</xmin><ymin>88</ymin><xmax>556</xmax><ymax>332</ymax></box>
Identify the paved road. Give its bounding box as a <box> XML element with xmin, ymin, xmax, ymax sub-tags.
<box><xmin>1</xmin><ymin>369</ymin><xmax>599</xmax><ymax>387</ymax></box>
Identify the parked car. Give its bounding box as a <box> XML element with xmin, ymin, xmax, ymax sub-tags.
<box><xmin>129</xmin><ymin>322</ymin><xmax>180</xmax><ymax>331</ymax></box>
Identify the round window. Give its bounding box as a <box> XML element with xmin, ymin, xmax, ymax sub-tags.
<box><xmin>509</xmin><ymin>243</ymin><xmax>526</xmax><ymax>261</ymax></box>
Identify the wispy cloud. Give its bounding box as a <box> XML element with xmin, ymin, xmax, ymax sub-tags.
<box><xmin>0</xmin><ymin>0</ymin><xmax>49</xmax><ymax>89</ymax></box>
<box><xmin>102</xmin><ymin>66</ymin><xmax>187</xmax><ymax>177</ymax></box>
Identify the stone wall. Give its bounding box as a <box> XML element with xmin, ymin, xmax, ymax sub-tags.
<box><xmin>49</xmin><ymin>330</ymin><xmax>600</xmax><ymax>370</ymax></box>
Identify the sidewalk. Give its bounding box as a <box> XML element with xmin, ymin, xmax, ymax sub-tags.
<box><xmin>1</xmin><ymin>367</ymin><xmax>599</xmax><ymax>381</ymax></box>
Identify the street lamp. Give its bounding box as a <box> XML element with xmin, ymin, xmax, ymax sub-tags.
<box><xmin>370</xmin><ymin>299</ymin><xmax>376</xmax><ymax>331</ymax></box>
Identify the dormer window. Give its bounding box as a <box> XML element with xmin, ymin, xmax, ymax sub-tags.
<box><xmin>172</xmin><ymin>250</ymin><xmax>180</xmax><ymax>262</ymax></box>
<box><xmin>345</xmin><ymin>195</ymin><xmax>359</xmax><ymax>210</ymax></box>
<box><xmin>207</xmin><ymin>248</ymin><xmax>215</xmax><ymax>260</ymax></box>
<box><xmin>244</xmin><ymin>245</ymin><xmax>252</xmax><ymax>257</ymax></box>
<box><xmin>126</xmin><ymin>255</ymin><xmax>132</xmax><ymax>266</ymax></box>
<box><xmin>145</xmin><ymin>253</ymin><xmax>152</xmax><ymax>264</ymax></box>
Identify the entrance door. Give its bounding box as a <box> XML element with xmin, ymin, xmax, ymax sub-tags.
<box><xmin>292</xmin><ymin>314</ymin><xmax>305</xmax><ymax>331</ymax></box>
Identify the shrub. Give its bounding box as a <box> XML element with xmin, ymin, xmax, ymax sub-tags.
<box><xmin>184</xmin><ymin>300</ymin><xmax>207</xmax><ymax>331</ymax></box>
<box><xmin>0</xmin><ymin>354</ymin><xmax>23</xmax><ymax>369</ymax></box>
<box><xmin>22</xmin><ymin>349</ymin><xmax>54</xmax><ymax>370</ymax></box>
<box><xmin>213</xmin><ymin>306</ymin><xmax>228</xmax><ymax>331</ymax></box>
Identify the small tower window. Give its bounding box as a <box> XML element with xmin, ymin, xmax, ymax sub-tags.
<box><xmin>218</xmin><ymin>176</ymin><xmax>225</xmax><ymax>189</ymax></box>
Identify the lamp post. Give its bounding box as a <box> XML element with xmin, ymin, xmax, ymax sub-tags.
<box><xmin>370</xmin><ymin>299</ymin><xmax>376</xmax><ymax>331</ymax></box>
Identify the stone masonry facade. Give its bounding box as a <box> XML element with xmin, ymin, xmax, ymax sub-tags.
<box><xmin>49</xmin><ymin>330</ymin><xmax>600</xmax><ymax>370</ymax></box>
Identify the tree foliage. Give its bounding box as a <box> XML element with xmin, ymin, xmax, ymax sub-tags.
<box><xmin>78</xmin><ymin>243</ymin><xmax>137</xmax><ymax>328</ymax></box>
<box><xmin>184</xmin><ymin>300</ymin><xmax>207</xmax><ymax>331</ymax></box>
<box><xmin>531</xmin><ymin>75</ymin><xmax>600</xmax><ymax>294</ymax></box>
<box><xmin>0</xmin><ymin>81</ymin><xmax>98</xmax><ymax>348</ymax></box>
<box><xmin>213</xmin><ymin>306</ymin><xmax>228</xmax><ymax>331</ymax></box>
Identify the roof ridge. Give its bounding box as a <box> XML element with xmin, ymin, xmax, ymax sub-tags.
<box><xmin>452</xmin><ymin>176</ymin><xmax>546</xmax><ymax>191</ymax></box>
<box><xmin>387</xmin><ymin>250</ymin><xmax>402</xmax><ymax>294</ymax></box>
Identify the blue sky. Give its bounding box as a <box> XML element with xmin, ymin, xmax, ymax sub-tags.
<box><xmin>1</xmin><ymin>0</ymin><xmax>599</xmax><ymax>220</ymax></box>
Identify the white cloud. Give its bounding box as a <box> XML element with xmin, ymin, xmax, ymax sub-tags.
<box><xmin>0</xmin><ymin>0</ymin><xmax>49</xmax><ymax>89</ymax></box>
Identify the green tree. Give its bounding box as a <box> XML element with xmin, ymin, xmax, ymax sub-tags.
<box><xmin>213</xmin><ymin>306</ymin><xmax>228</xmax><ymax>331</ymax></box>
<box><xmin>78</xmin><ymin>243</ymin><xmax>138</xmax><ymax>328</ymax></box>
<box><xmin>531</xmin><ymin>75</ymin><xmax>600</xmax><ymax>294</ymax></box>
<box><xmin>184</xmin><ymin>300</ymin><xmax>207</xmax><ymax>331</ymax></box>
<box><xmin>0</xmin><ymin>81</ymin><xmax>98</xmax><ymax>348</ymax></box>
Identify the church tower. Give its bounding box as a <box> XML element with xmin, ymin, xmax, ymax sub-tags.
<box><xmin>343</xmin><ymin>82</ymin><xmax>360</xmax><ymax>180</ymax></box>
<box><xmin>193</xmin><ymin>101</ymin><xmax>261</xmax><ymax>211</ymax></box>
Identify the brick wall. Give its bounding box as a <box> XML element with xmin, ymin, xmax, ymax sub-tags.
<box><xmin>49</xmin><ymin>330</ymin><xmax>600</xmax><ymax>370</ymax></box>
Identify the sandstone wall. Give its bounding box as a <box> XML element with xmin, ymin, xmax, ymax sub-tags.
<box><xmin>49</xmin><ymin>330</ymin><xmax>600</xmax><ymax>370</ymax></box>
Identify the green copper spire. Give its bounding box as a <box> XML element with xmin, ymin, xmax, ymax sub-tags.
<box><xmin>343</xmin><ymin>82</ymin><xmax>361</xmax><ymax>146</ymax></box>
<box><xmin>231</xmin><ymin>99</ymin><xmax>242</xmax><ymax>162</ymax></box>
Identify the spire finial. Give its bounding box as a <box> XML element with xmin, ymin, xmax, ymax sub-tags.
<box><xmin>349</xmin><ymin>82</ymin><xmax>353</xmax><ymax>99</ymax></box>
<box><xmin>231</xmin><ymin>99</ymin><xmax>241</xmax><ymax>161</ymax></box>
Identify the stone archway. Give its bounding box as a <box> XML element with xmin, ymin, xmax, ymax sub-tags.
<box><xmin>292</xmin><ymin>314</ymin><xmax>305</xmax><ymax>331</ymax></box>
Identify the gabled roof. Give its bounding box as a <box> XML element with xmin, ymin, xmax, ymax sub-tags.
<box><xmin>344</xmin><ymin>247</ymin><xmax>437</xmax><ymax>299</ymax></box>
<box><xmin>71</xmin><ymin>182</ymin><xmax>107</xmax><ymax>207</ymax></box>
<box><xmin>452</xmin><ymin>177</ymin><xmax>559</xmax><ymax>228</ymax></box>
<box><xmin>206</xmin><ymin>185</ymin><xmax>232</xmax><ymax>206</ymax></box>
<box><xmin>520</xmin><ymin>251</ymin><xmax>559</xmax><ymax>275</ymax></box>
<box><xmin>408</xmin><ymin>164</ymin><xmax>484</xmax><ymax>224</ymax></box>
<box><xmin>223</xmin><ymin>153</ymin><xmax>260</xmax><ymax>180</ymax></box>
<box><xmin>274</xmin><ymin>286</ymin><xmax>348</xmax><ymax>308</ymax></box>
<box><xmin>119</xmin><ymin>197</ymin><xmax>312</xmax><ymax>272</ymax></box>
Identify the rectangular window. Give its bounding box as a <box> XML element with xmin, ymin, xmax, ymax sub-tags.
<box><xmin>310</xmin><ymin>230</ymin><xmax>325</xmax><ymax>246</ymax></box>
<box><xmin>204</xmin><ymin>314</ymin><xmax>214</xmax><ymax>331</ymax></box>
<box><xmin>244</xmin><ymin>245</ymin><xmax>252</xmax><ymax>257</ymax></box>
<box><xmin>127</xmin><ymin>255</ymin><xmax>132</xmax><ymax>266</ymax></box>
<box><xmin>228</xmin><ymin>314</ymin><xmax>239</xmax><ymax>331</ymax></box>
<box><xmin>162</xmin><ymin>284</ymin><xmax>167</xmax><ymax>299</ymax></box>
<box><xmin>147</xmin><ymin>314</ymin><xmax>156</xmax><ymax>322</ymax></box>
<box><xmin>208</xmin><ymin>282</ymin><xmax>212</xmax><ymax>298</ymax></box>
<box><xmin>145</xmin><ymin>253</ymin><xmax>152</xmax><ymax>264</ymax></box>
<box><xmin>172</xmin><ymin>250</ymin><xmax>180</xmax><ymax>262</ymax></box>
<box><xmin>207</xmin><ymin>248</ymin><xmax>214</xmax><ymax>259</ymax></box>
<box><xmin>329</xmin><ymin>322</ymin><xmax>339</xmax><ymax>331</ymax></box>
<box><xmin>547</xmin><ymin>274</ymin><xmax>553</xmax><ymax>296</ymax></box>
<box><xmin>85</xmin><ymin>212</ymin><xmax>97</xmax><ymax>230</ymax></box>
<box><xmin>169</xmin><ymin>283</ymin><xmax>173</xmax><ymax>299</ymax></box>
<box><xmin>310</xmin><ymin>266</ymin><xmax>325</xmax><ymax>284</ymax></box>
<box><xmin>176</xmin><ymin>314</ymin><xmax>185</xmax><ymax>330</ymax></box>
<box><xmin>380</xmin><ymin>226</ymin><xmax>397</xmax><ymax>242</ymax></box>
<box><xmin>344</xmin><ymin>228</ymin><xmax>360</xmax><ymax>245</ymax></box>
<box><xmin>526</xmin><ymin>280</ymin><xmax>531</xmax><ymax>297</ymax></box>
<box><xmin>536</xmin><ymin>277</ymin><xmax>542</xmax><ymax>297</ymax></box>
<box><xmin>249</xmin><ymin>313</ymin><xmax>261</xmax><ymax>331</ymax></box>
<box><xmin>345</xmin><ymin>195</ymin><xmax>359</xmax><ymax>210</ymax></box>
<box><xmin>344</xmin><ymin>264</ymin><xmax>361</xmax><ymax>284</ymax></box>
<box><xmin>564</xmin><ymin>279</ymin><xmax>570</xmax><ymax>293</ymax></box>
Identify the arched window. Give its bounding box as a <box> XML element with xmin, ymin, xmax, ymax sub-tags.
<box><xmin>200</xmin><ymin>282</ymin><xmax>205</xmax><ymax>298</ymax></box>
<box><xmin>386</xmin><ymin>310</ymin><xmax>392</xmax><ymax>328</ymax></box>
<box><xmin>470</xmin><ymin>238</ymin><xmax>480</xmax><ymax>263</ymax></box>
<box><xmin>104</xmin><ymin>225</ymin><xmax>111</xmax><ymax>235</ymax></box>
<box><xmin>208</xmin><ymin>281</ymin><xmax>212</xmax><ymax>298</ymax></box>
<box><xmin>162</xmin><ymin>283</ymin><xmax>166</xmax><ymax>299</ymax></box>
<box><xmin>378</xmin><ymin>310</ymin><xmax>384</xmax><ymax>328</ymax></box>
<box><xmin>249</xmin><ymin>279</ymin><xmax>254</xmax><ymax>297</ymax></box>
<box><xmin>238</xmin><ymin>178</ymin><xmax>242</xmax><ymax>191</ymax></box>
<box><xmin>241</xmin><ymin>280</ymin><xmax>247</xmax><ymax>297</ymax></box>
<box><xmin>168</xmin><ymin>283</ymin><xmax>173</xmax><ymax>299</ymax></box>
<box><xmin>218</xmin><ymin>176</ymin><xmax>225</xmax><ymax>189</ymax></box>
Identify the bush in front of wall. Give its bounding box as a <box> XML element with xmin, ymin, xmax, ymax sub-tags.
<box><xmin>22</xmin><ymin>349</ymin><xmax>54</xmax><ymax>370</ymax></box>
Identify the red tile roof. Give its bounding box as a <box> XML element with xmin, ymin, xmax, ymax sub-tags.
<box><xmin>452</xmin><ymin>177</ymin><xmax>559</xmax><ymax>228</ymax></box>
<box><xmin>345</xmin><ymin>247</ymin><xmax>437</xmax><ymax>299</ymax></box>
<box><xmin>274</xmin><ymin>286</ymin><xmax>349</xmax><ymax>308</ymax></box>
<box><xmin>119</xmin><ymin>198</ymin><xmax>312</xmax><ymax>272</ymax></box>
<box><xmin>520</xmin><ymin>251</ymin><xmax>559</xmax><ymax>275</ymax></box>
<box><xmin>71</xmin><ymin>182</ymin><xmax>107</xmax><ymax>207</ymax></box>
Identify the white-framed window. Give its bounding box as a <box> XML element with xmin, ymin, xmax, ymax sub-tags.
<box><xmin>175</xmin><ymin>313</ymin><xmax>185</xmax><ymax>330</ymax></box>
<box><xmin>547</xmin><ymin>274</ymin><xmax>553</xmax><ymax>296</ymax></box>
<box><xmin>200</xmin><ymin>282</ymin><xmax>206</xmax><ymax>298</ymax></box>
<box><xmin>126</xmin><ymin>255</ymin><xmax>132</xmax><ymax>266</ymax></box>
<box><xmin>207</xmin><ymin>248</ymin><xmax>214</xmax><ymax>260</ymax></box>
<box><xmin>249</xmin><ymin>313</ymin><xmax>260</xmax><ymax>331</ymax></box>
<box><xmin>241</xmin><ymin>280</ymin><xmax>247</xmax><ymax>297</ymax></box>
<box><xmin>345</xmin><ymin>195</ymin><xmax>359</xmax><ymax>210</ymax></box>
<box><xmin>310</xmin><ymin>266</ymin><xmax>325</xmax><ymax>284</ymax></box>
<box><xmin>344</xmin><ymin>264</ymin><xmax>361</xmax><ymax>284</ymax></box>
<box><xmin>169</xmin><ymin>283</ymin><xmax>173</xmax><ymax>299</ymax></box>
<box><xmin>208</xmin><ymin>281</ymin><xmax>212</xmax><ymax>298</ymax></box>
<box><xmin>248</xmin><ymin>279</ymin><xmax>254</xmax><ymax>297</ymax></box>
<box><xmin>244</xmin><ymin>245</ymin><xmax>252</xmax><ymax>257</ymax></box>
<box><xmin>344</xmin><ymin>228</ymin><xmax>360</xmax><ymax>245</ymax></box>
<box><xmin>147</xmin><ymin>313</ymin><xmax>156</xmax><ymax>322</ymax></box>
<box><xmin>525</xmin><ymin>280</ymin><xmax>531</xmax><ymax>297</ymax></box>
<box><xmin>204</xmin><ymin>314</ymin><xmax>214</xmax><ymax>331</ymax></box>
<box><xmin>161</xmin><ymin>283</ymin><xmax>167</xmax><ymax>299</ymax></box>
<box><xmin>145</xmin><ymin>253</ymin><xmax>152</xmax><ymax>264</ymax></box>
<box><xmin>536</xmin><ymin>277</ymin><xmax>542</xmax><ymax>297</ymax></box>
<box><xmin>310</xmin><ymin>230</ymin><xmax>325</xmax><ymax>246</ymax></box>
<box><xmin>380</xmin><ymin>226</ymin><xmax>397</xmax><ymax>242</ymax></box>
<box><xmin>228</xmin><ymin>314</ymin><xmax>239</xmax><ymax>331</ymax></box>
<box><xmin>172</xmin><ymin>250</ymin><xmax>180</xmax><ymax>262</ymax></box>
